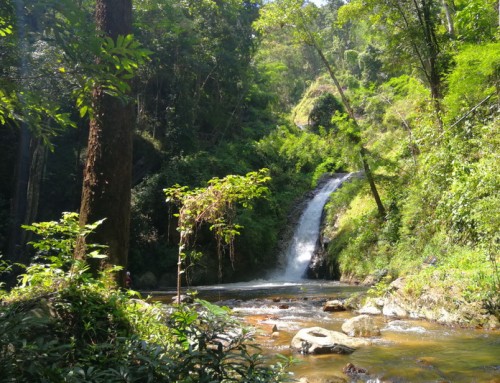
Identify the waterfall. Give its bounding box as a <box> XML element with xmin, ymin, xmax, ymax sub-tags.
<box><xmin>279</xmin><ymin>174</ymin><xmax>351</xmax><ymax>281</ymax></box>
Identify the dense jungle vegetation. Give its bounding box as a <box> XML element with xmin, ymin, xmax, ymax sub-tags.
<box><xmin>0</xmin><ymin>0</ymin><xmax>499</xmax><ymax>380</ymax></box>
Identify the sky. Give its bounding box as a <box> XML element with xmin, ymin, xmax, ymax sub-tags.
<box><xmin>310</xmin><ymin>0</ymin><xmax>327</xmax><ymax>5</ymax></box>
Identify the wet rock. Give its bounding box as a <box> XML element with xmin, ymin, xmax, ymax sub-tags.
<box><xmin>361</xmin><ymin>275</ymin><xmax>377</xmax><ymax>286</ymax></box>
<box><xmin>172</xmin><ymin>294</ymin><xmax>194</xmax><ymax>304</ymax></box>
<box><xmin>271</xmin><ymin>324</ymin><xmax>280</xmax><ymax>338</ymax></box>
<box><xmin>306</xmin><ymin>247</ymin><xmax>329</xmax><ymax>279</ymax></box>
<box><xmin>362</xmin><ymin>269</ymin><xmax>388</xmax><ymax>286</ymax></box>
<box><xmin>375</xmin><ymin>297</ymin><xmax>386</xmax><ymax>306</ymax></box>
<box><xmin>291</xmin><ymin>327</ymin><xmax>370</xmax><ymax>355</ymax></box>
<box><xmin>342</xmin><ymin>362</ymin><xmax>368</xmax><ymax>378</ymax></box>
<box><xmin>359</xmin><ymin>298</ymin><xmax>383</xmax><ymax>315</ymax></box>
<box><xmin>323</xmin><ymin>299</ymin><xmax>346</xmax><ymax>312</ymax></box>
<box><xmin>342</xmin><ymin>315</ymin><xmax>381</xmax><ymax>337</ymax></box>
<box><xmin>382</xmin><ymin>301</ymin><xmax>408</xmax><ymax>318</ymax></box>
<box><xmin>278</xmin><ymin>304</ymin><xmax>290</xmax><ymax>309</ymax></box>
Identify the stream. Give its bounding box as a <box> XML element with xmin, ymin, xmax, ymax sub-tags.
<box><xmin>153</xmin><ymin>174</ymin><xmax>500</xmax><ymax>382</ymax></box>
<box><xmin>154</xmin><ymin>281</ymin><xmax>500</xmax><ymax>382</ymax></box>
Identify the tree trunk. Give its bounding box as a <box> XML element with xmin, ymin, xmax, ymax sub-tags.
<box><xmin>8</xmin><ymin>132</ymin><xmax>47</xmax><ymax>265</ymax></box>
<box><xmin>441</xmin><ymin>0</ymin><xmax>455</xmax><ymax>37</ymax></box>
<box><xmin>8</xmin><ymin>124</ymin><xmax>32</xmax><ymax>265</ymax></box>
<box><xmin>413</xmin><ymin>0</ymin><xmax>443</xmax><ymax>126</ymax></box>
<box><xmin>315</xmin><ymin>46</ymin><xmax>386</xmax><ymax>218</ymax></box>
<box><xmin>76</xmin><ymin>0</ymin><xmax>133</xmax><ymax>287</ymax></box>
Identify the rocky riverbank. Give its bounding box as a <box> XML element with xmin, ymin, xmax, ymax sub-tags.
<box><xmin>346</xmin><ymin>274</ymin><xmax>500</xmax><ymax>330</ymax></box>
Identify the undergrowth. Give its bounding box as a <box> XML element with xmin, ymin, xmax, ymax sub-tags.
<box><xmin>0</xmin><ymin>213</ymin><xmax>293</xmax><ymax>382</ymax></box>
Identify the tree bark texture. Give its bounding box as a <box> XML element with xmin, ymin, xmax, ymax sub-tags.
<box><xmin>8</xmin><ymin>125</ymin><xmax>32</xmax><ymax>264</ymax></box>
<box><xmin>8</xmin><ymin>133</ymin><xmax>47</xmax><ymax>265</ymax></box>
<box><xmin>77</xmin><ymin>0</ymin><xmax>133</xmax><ymax>286</ymax></box>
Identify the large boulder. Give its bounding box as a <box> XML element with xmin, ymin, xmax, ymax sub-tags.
<box><xmin>342</xmin><ymin>315</ymin><xmax>381</xmax><ymax>337</ymax></box>
<box><xmin>382</xmin><ymin>300</ymin><xmax>408</xmax><ymax>318</ymax></box>
<box><xmin>291</xmin><ymin>327</ymin><xmax>370</xmax><ymax>355</ymax></box>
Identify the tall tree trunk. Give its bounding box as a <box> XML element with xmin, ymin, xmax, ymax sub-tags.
<box><xmin>76</xmin><ymin>0</ymin><xmax>133</xmax><ymax>287</ymax></box>
<box><xmin>441</xmin><ymin>0</ymin><xmax>455</xmax><ymax>37</ymax></box>
<box><xmin>413</xmin><ymin>0</ymin><xmax>443</xmax><ymax>126</ymax></box>
<box><xmin>8</xmin><ymin>132</ymin><xmax>47</xmax><ymax>265</ymax></box>
<box><xmin>315</xmin><ymin>46</ymin><xmax>386</xmax><ymax>218</ymax></box>
<box><xmin>8</xmin><ymin>124</ymin><xmax>31</xmax><ymax>264</ymax></box>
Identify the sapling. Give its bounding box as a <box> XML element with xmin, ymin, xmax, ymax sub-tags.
<box><xmin>165</xmin><ymin>169</ymin><xmax>270</xmax><ymax>303</ymax></box>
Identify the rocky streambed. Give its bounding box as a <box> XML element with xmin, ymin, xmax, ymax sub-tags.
<box><xmin>159</xmin><ymin>280</ymin><xmax>500</xmax><ymax>382</ymax></box>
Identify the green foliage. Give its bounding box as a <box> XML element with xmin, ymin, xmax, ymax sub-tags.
<box><xmin>0</xmin><ymin>213</ymin><xmax>292</xmax><ymax>382</ymax></box>
<box><xmin>165</xmin><ymin>169</ymin><xmax>271</xmax><ymax>249</ymax></box>
<box><xmin>0</xmin><ymin>1</ymin><xmax>81</xmax><ymax>146</ymax></box>
<box><xmin>402</xmin><ymin>238</ymin><xmax>499</xmax><ymax>314</ymax></box>
<box><xmin>165</xmin><ymin>169</ymin><xmax>271</xmax><ymax>295</ymax></box>
<box><xmin>358</xmin><ymin>45</ymin><xmax>383</xmax><ymax>86</ymax></box>
<box><xmin>455</xmin><ymin>0</ymin><xmax>498</xmax><ymax>42</ymax></box>
<box><xmin>444</xmin><ymin>42</ymin><xmax>500</xmax><ymax>123</ymax></box>
<box><xmin>308</xmin><ymin>93</ymin><xmax>345</xmax><ymax>133</ymax></box>
<box><xmin>0</xmin><ymin>19</ymin><xmax>12</xmax><ymax>37</ymax></box>
<box><xmin>72</xmin><ymin>34</ymin><xmax>151</xmax><ymax>118</ymax></box>
<box><xmin>253</xmin><ymin>0</ymin><xmax>320</xmax><ymax>47</ymax></box>
<box><xmin>344</xmin><ymin>49</ymin><xmax>360</xmax><ymax>77</ymax></box>
<box><xmin>5</xmin><ymin>213</ymin><xmax>108</xmax><ymax>300</ymax></box>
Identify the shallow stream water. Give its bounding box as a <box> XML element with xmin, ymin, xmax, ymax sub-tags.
<box><xmin>152</xmin><ymin>176</ymin><xmax>499</xmax><ymax>381</ymax></box>
<box><xmin>153</xmin><ymin>280</ymin><xmax>500</xmax><ymax>383</ymax></box>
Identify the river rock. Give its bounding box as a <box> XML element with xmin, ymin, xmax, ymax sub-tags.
<box><xmin>172</xmin><ymin>294</ymin><xmax>194</xmax><ymax>304</ymax></box>
<box><xmin>343</xmin><ymin>363</ymin><xmax>368</xmax><ymax>378</ymax></box>
<box><xmin>359</xmin><ymin>298</ymin><xmax>383</xmax><ymax>315</ymax></box>
<box><xmin>382</xmin><ymin>301</ymin><xmax>408</xmax><ymax>318</ymax></box>
<box><xmin>342</xmin><ymin>315</ymin><xmax>381</xmax><ymax>337</ymax></box>
<box><xmin>323</xmin><ymin>299</ymin><xmax>346</xmax><ymax>312</ymax></box>
<box><xmin>388</xmin><ymin>277</ymin><xmax>405</xmax><ymax>291</ymax></box>
<box><xmin>291</xmin><ymin>327</ymin><xmax>370</xmax><ymax>354</ymax></box>
<box><xmin>486</xmin><ymin>315</ymin><xmax>500</xmax><ymax>330</ymax></box>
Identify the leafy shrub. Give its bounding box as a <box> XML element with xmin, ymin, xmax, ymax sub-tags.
<box><xmin>0</xmin><ymin>214</ymin><xmax>293</xmax><ymax>382</ymax></box>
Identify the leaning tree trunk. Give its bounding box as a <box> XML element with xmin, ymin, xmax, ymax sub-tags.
<box><xmin>441</xmin><ymin>0</ymin><xmax>455</xmax><ymax>37</ymax></box>
<box><xmin>76</xmin><ymin>0</ymin><xmax>133</xmax><ymax>287</ymax></box>
<box><xmin>315</xmin><ymin>47</ymin><xmax>386</xmax><ymax>218</ymax></box>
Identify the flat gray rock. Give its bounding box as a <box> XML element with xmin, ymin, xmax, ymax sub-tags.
<box><xmin>291</xmin><ymin>327</ymin><xmax>370</xmax><ymax>354</ymax></box>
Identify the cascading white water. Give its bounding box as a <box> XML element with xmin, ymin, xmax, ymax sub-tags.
<box><xmin>279</xmin><ymin>174</ymin><xmax>352</xmax><ymax>281</ymax></box>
